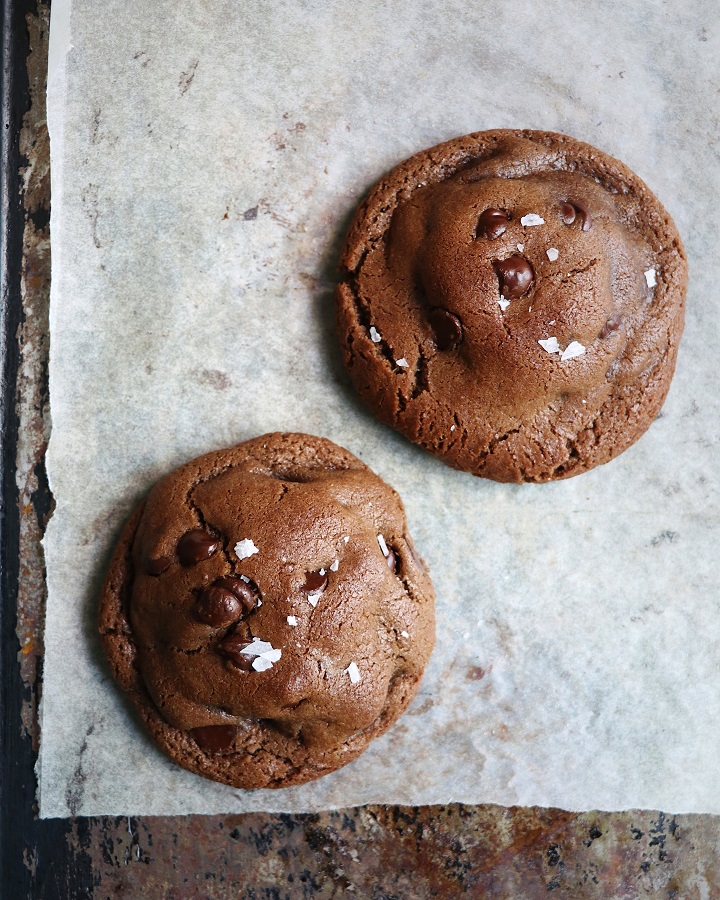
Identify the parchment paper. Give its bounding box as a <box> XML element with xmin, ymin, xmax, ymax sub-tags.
<box><xmin>41</xmin><ymin>0</ymin><xmax>720</xmax><ymax>817</ymax></box>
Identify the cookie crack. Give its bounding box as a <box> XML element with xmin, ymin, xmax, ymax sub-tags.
<box><xmin>411</xmin><ymin>345</ymin><xmax>430</xmax><ymax>399</ymax></box>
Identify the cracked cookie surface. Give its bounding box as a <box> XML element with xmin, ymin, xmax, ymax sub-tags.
<box><xmin>99</xmin><ymin>433</ymin><xmax>435</xmax><ymax>789</ymax></box>
<box><xmin>335</xmin><ymin>129</ymin><xmax>687</xmax><ymax>483</ymax></box>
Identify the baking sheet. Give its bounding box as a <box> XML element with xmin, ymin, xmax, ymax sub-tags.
<box><xmin>41</xmin><ymin>0</ymin><xmax>720</xmax><ymax>817</ymax></box>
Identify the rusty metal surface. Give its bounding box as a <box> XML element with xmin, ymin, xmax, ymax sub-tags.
<box><xmin>7</xmin><ymin>1</ymin><xmax>720</xmax><ymax>896</ymax></box>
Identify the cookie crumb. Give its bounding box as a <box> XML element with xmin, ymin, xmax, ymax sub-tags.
<box><xmin>546</xmin><ymin>247</ymin><xmax>559</xmax><ymax>261</ymax></box>
<box><xmin>538</xmin><ymin>337</ymin><xmax>561</xmax><ymax>354</ymax></box>
<box><xmin>561</xmin><ymin>341</ymin><xmax>586</xmax><ymax>361</ymax></box>
<box><xmin>234</xmin><ymin>538</ymin><xmax>259</xmax><ymax>560</ymax></box>
<box><xmin>369</xmin><ymin>326</ymin><xmax>382</xmax><ymax>343</ymax></box>
<box><xmin>645</xmin><ymin>268</ymin><xmax>657</xmax><ymax>288</ymax></box>
<box><xmin>347</xmin><ymin>662</ymin><xmax>361</xmax><ymax>684</ymax></box>
<box><xmin>521</xmin><ymin>213</ymin><xmax>545</xmax><ymax>227</ymax></box>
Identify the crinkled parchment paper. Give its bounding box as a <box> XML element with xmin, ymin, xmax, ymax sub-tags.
<box><xmin>41</xmin><ymin>0</ymin><xmax>720</xmax><ymax>816</ymax></box>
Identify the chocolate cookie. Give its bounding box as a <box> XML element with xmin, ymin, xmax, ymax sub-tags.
<box><xmin>99</xmin><ymin>433</ymin><xmax>435</xmax><ymax>789</ymax></box>
<box><xmin>336</xmin><ymin>130</ymin><xmax>687</xmax><ymax>482</ymax></box>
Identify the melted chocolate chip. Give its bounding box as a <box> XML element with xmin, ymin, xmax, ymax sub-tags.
<box><xmin>560</xmin><ymin>201</ymin><xmax>592</xmax><ymax>231</ymax></box>
<box><xmin>219</xmin><ymin>634</ymin><xmax>256</xmax><ymax>670</ymax></box>
<box><xmin>178</xmin><ymin>529</ymin><xmax>219</xmax><ymax>566</ymax></box>
<box><xmin>196</xmin><ymin>586</ymin><xmax>243</xmax><ymax>627</ymax></box>
<box><xmin>600</xmin><ymin>311</ymin><xmax>623</xmax><ymax>338</ymax></box>
<box><xmin>495</xmin><ymin>255</ymin><xmax>534</xmax><ymax>300</ymax></box>
<box><xmin>215</xmin><ymin>576</ymin><xmax>259</xmax><ymax>615</ymax></box>
<box><xmin>145</xmin><ymin>556</ymin><xmax>171</xmax><ymax>576</ymax></box>
<box><xmin>476</xmin><ymin>208</ymin><xmax>510</xmax><ymax>240</ymax></box>
<box><xmin>190</xmin><ymin>724</ymin><xmax>237</xmax><ymax>753</ymax></box>
<box><xmin>428</xmin><ymin>307</ymin><xmax>463</xmax><ymax>350</ymax></box>
<box><xmin>302</xmin><ymin>570</ymin><xmax>328</xmax><ymax>594</ymax></box>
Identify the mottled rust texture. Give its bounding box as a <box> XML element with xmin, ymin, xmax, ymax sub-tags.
<box><xmin>12</xmin><ymin>1</ymin><xmax>720</xmax><ymax>897</ymax></box>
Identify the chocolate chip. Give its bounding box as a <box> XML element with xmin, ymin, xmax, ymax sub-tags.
<box><xmin>600</xmin><ymin>311</ymin><xmax>623</xmax><ymax>338</ymax></box>
<box><xmin>214</xmin><ymin>576</ymin><xmax>259</xmax><ymax>615</ymax></box>
<box><xmin>218</xmin><ymin>634</ymin><xmax>256</xmax><ymax>670</ymax></box>
<box><xmin>560</xmin><ymin>201</ymin><xmax>592</xmax><ymax>231</ymax></box>
<box><xmin>145</xmin><ymin>556</ymin><xmax>171</xmax><ymax>576</ymax></box>
<box><xmin>190</xmin><ymin>724</ymin><xmax>237</xmax><ymax>753</ymax></box>
<box><xmin>178</xmin><ymin>529</ymin><xmax>219</xmax><ymax>566</ymax></box>
<box><xmin>466</xmin><ymin>666</ymin><xmax>486</xmax><ymax>681</ymax></box>
<box><xmin>495</xmin><ymin>255</ymin><xmax>534</xmax><ymax>300</ymax></box>
<box><xmin>302</xmin><ymin>570</ymin><xmax>328</xmax><ymax>594</ymax></box>
<box><xmin>196</xmin><ymin>586</ymin><xmax>243</xmax><ymax>627</ymax></box>
<box><xmin>428</xmin><ymin>307</ymin><xmax>463</xmax><ymax>350</ymax></box>
<box><xmin>559</xmin><ymin>202</ymin><xmax>576</xmax><ymax>225</ymax></box>
<box><xmin>476</xmin><ymin>208</ymin><xmax>510</xmax><ymax>240</ymax></box>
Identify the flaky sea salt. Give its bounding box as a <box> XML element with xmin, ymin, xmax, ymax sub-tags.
<box><xmin>546</xmin><ymin>247</ymin><xmax>559</xmax><ymax>261</ymax></box>
<box><xmin>561</xmin><ymin>341</ymin><xmax>586</xmax><ymax>361</ymax></box>
<box><xmin>517</xmin><ymin>243</ymin><xmax>524</xmax><ymax>252</ymax></box>
<box><xmin>307</xmin><ymin>594</ymin><xmax>321</xmax><ymax>608</ymax></box>
<box><xmin>287</xmin><ymin>616</ymin><xmax>298</xmax><ymax>626</ymax></box>
<box><xmin>498</xmin><ymin>297</ymin><xmax>510</xmax><ymax>312</ymax></box>
<box><xmin>330</xmin><ymin>559</ymin><xmax>339</xmax><ymax>572</ymax></box>
<box><xmin>238</xmin><ymin>638</ymin><xmax>282</xmax><ymax>672</ymax></box>
<box><xmin>343</xmin><ymin>535</ymin><xmax>349</xmax><ymax>543</ymax></box>
<box><xmin>521</xmin><ymin>213</ymin><xmax>545</xmax><ymax>227</ymax></box>
<box><xmin>396</xmin><ymin>358</ymin><xmax>409</xmax><ymax>368</ymax></box>
<box><xmin>401</xmin><ymin>630</ymin><xmax>409</xmax><ymax>638</ymax></box>
<box><xmin>377</xmin><ymin>534</ymin><xmax>389</xmax><ymax>557</ymax></box>
<box><xmin>645</xmin><ymin>268</ymin><xmax>657</xmax><ymax>288</ymax></box>
<box><xmin>539</xmin><ymin>337</ymin><xmax>561</xmax><ymax>354</ymax></box>
<box><xmin>234</xmin><ymin>538</ymin><xmax>259</xmax><ymax>560</ymax></box>
<box><xmin>346</xmin><ymin>662</ymin><xmax>361</xmax><ymax>684</ymax></box>
<box><xmin>369</xmin><ymin>326</ymin><xmax>381</xmax><ymax>342</ymax></box>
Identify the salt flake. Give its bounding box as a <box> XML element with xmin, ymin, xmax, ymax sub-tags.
<box><xmin>346</xmin><ymin>662</ymin><xmax>361</xmax><ymax>684</ymax></box>
<box><xmin>239</xmin><ymin>574</ymin><xmax>251</xmax><ymax>583</ymax></box>
<box><xmin>546</xmin><ymin>247</ymin><xmax>559</xmax><ymax>261</ymax></box>
<box><xmin>252</xmin><ymin>657</ymin><xmax>273</xmax><ymax>672</ymax></box>
<box><xmin>498</xmin><ymin>297</ymin><xmax>510</xmax><ymax>312</ymax></box>
<box><xmin>401</xmin><ymin>630</ymin><xmax>410</xmax><ymax>638</ymax></box>
<box><xmin>369</xmin><ymin>326</ymin><xmax>381</xmax><ymax>343</ymax></box>
<box><xmin>234</xmin><ymin>538</ymin><xmax>259</xmax><ymax>560</ymax></box>
<box><xmin>307</xmin><ymin>593</ymin><xmax>321</xmax><ymax>608</ymax></box>
<box><xmin>240</xmin><ymin>637</ymin><xmax>282</xmax><ymax>672</ymax></box>
<box><xmin>538</xmin><ymin>337</ymin><xmax>561</xmax><ymax>354</ymax></box>
<box><xmin>343</xmin><ymin>536</ymin><xmax>349</xmax><ymax>543</ymax></box>
<box><xmin>377</xmin><ymin>534</ymin><xmax>389</xmax><ymax>557</ymax></box>
<box><xmin>396</xmin><ymin>357</ymin><xmax>409</xmax><ymax>368</ymax></box>
<box><xmin>517</xmin><ymin>243</ymin><xmax>524</xmax><ymax>252</ymax></box>
<box><xmin>645</xmin><ymin>268</ymin><xmax>657</xmax><ymax>288</ymax></box>
<box><xmin>561</xmin><ymin>341</ymin><xmax>586</xmax><ymax>361</ymax></box>
<box><xmin>521</xmin><ymin>213</ymin><xmax>545</xmax><ymax>227</ymax></box>
<box><xmin>330</xmin><ymin>559</ymin><xmax>339</xmax><ymax>572</ymax></box>
<box><xmin>287</xmin><ymin>615</ymin><xmax>298</xmax><ymax>626</ymax></box>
